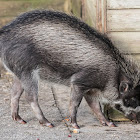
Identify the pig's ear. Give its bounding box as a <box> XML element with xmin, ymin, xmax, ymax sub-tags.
<box><xmin>119</xmin><ymin>82</ymin><xmax>129</xmax><ymax>93</ymax></box>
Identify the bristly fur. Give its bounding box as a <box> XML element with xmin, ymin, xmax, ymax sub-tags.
<box><xmin>0</xmin><ymin>10</ymin><xmax>140</xmax><ymax>87</ymax></box>
<box><xmin>1</xmin><ymin>10</ymin><xmax>140</xmax><ymax>126</ymax></box>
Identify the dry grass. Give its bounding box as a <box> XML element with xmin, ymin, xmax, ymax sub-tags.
<box><xmin>0</xmin><ymin>0</ymin><xmax>66</xmax><ymax>27</ymax></box>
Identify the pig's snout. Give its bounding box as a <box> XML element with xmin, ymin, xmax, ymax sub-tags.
<box><xmin>123</xmin><ymin>98</ymin><xmax>140</xmax><ymax>122</ymax></box>
<box><xmin>123</xmin><ymin>98</ymin><xmax>140</xmax><ymax>109</ymax></box>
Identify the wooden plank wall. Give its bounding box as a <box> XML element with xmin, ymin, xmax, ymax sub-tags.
<box><xmin>78</xmin><ymin>0</ymin><xmax>140</xmax><ymax>60</ymax></box>
<box><xmin>82</xmin><ymin>0</ymin><xmax>97</xmax><ymax>28</ymax></box>
<box><xmin>81</xmin><ymin>0</ymin><xmax>106</xmax><ymax>33</ymax></box>
<box><xmin>107</xmin><ymin>0</ymin><xmax>140</xmax><ymax>9</ymax></box>
<box><xmin>107</xmin><ymin>0</ymin><xmax>140</xmax><ymax>56</ymax></box>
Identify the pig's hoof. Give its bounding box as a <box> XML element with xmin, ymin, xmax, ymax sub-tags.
<box><xmin>107</xmin><ymin>122</ymin><xmax>116</xmax><ymax>127</ymax></box>
<box><xmin>13</xmin><ymin>115</ymin><xmax>27</xmax><ymax>124</ymax></box>
<box><xmin>101</xmin><ymin>122</ymin><xmax>107</xmax><ymax>126</ymax></box>
<box><xmin>39</xmin><ymin>121</ymin><xmax>54</xmax><ymax>128</ymax></box>
<box><xmin>18</xmin><ymin>119</ymin><xmax>27</xmax><ymax>124</ymax></box>
<box><xmin>101</xmin><ymin>121</ymin><xmax>116</xmax><ymax>127</ymax></box>
<box><xmin>48</xmin><ymin>123</ymin><xmax>54</xmax><ymax>128</ymax></box>
<box><xmin>72</xmin><ymin>123</ymin><xmax>80</xmax><ymax>129</ymax></box>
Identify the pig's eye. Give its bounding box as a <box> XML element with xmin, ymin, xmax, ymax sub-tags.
<box><xmin>119</xmin><ymin>82</ymin><xmax>129</xmax><ymax>94</ymax></box>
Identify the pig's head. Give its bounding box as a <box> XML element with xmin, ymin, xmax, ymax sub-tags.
<box><xmin>113</xmin><ymin>74</ymin><xmax>140</xmax><ymax>122</ymax></box>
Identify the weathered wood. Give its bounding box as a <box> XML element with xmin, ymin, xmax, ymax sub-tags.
<box><xmin>131</xmin><ymin>55</ymin><xmax>140</xmax><ymax>62</ymax></box>
<box><xmin>82</xmin><ymin>0</ymin><xmax>107</xmax><ymax>33</ymax></box>
<box><xmin>96</xmin><ymin>0</ymin><xmax>107</xmax><ymax>33</ymax></box>
<box><xmin>70</xmin><ymin>0</ymin><xmax>82</xmax><ymax>18</ymax></box>
<box><xmin>107</xmin><ymin>0</ymin><xmax>140</xmax><ymax>9</ymax></box>
<box><xmin>108</xmin><ymin>32</ymin><xmax>140</xmax><ymax>54</ymax></box>
<box><xmin>82</xmin><ymin>0</ymin><xmax>97</xmax><ymax>28</ymax></box>
<box><xmin>122</xmin><ymin>54</ymin><xmax>140</xmax><ymax>63</ymax></box>
<box><xmin>107</xmin><ymin>10</ymin><xmax>140</xmax><ymax>31</ymax></box>
<box><xmin>64</xmin><ymin>0</ymin><xmax>72</xmax><ymax>14</ymax></box>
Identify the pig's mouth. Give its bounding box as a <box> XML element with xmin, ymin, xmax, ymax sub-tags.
<box><xmin>114</xmin><ymin>104</ymin><xmax>140</xmax><ymax>123</ymax></box>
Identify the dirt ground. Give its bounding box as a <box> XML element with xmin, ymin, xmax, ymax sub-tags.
<box><xmin>0</xmin><ymin>70</ymin><xmax>140</xmax><ymax>140</ymax></box>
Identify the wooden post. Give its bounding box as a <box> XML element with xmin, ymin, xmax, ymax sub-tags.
<box><xmin>96</xmin><ymin>0</ymin><xmax>107</xmax><ymax>33</ymax></box>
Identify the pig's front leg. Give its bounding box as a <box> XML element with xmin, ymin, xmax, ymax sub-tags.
<box><xmin>84</xmin><ymin>90</ymin><xmax>116</xmax><ymax>127</ymax></box>
<box><xmin>11</xmin><ymin>76</ymin><xmax>26</xmax><ymax>124</ymax></box>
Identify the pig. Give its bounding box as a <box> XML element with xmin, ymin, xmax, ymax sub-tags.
<box><xmin>0</xmin><ymin>10</ymin><xmax>140</xmax><ymax>129</ymax></box>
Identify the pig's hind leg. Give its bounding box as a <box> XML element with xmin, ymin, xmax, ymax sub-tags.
<box><xmin>84</xmin><ymin>90</ymin><xmax>116</xmax><ymax>127</ymax></box>
<box><xmin>11</xmin><ymin>76</ymin><xmax>26</xmax><ymax>124</ymax></box>
<box><xmin>21</xmin><ymin>72</ymin><xmax>53</xmax><ymax>128</ymax></box>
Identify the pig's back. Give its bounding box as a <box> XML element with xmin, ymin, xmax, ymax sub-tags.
<box><xmin>0</xmin><ymin>10</ymin><xmax>118</xmax><ymax>81</ymax></box>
